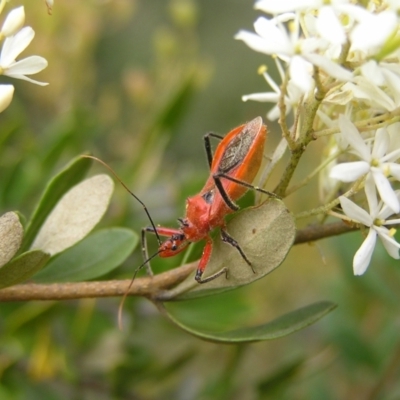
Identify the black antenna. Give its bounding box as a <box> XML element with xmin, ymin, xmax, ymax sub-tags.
<box><xmin>81</xmin><ymin>155</ymin><xmax>165</xmax><ymax>328</ymax></box>
<box><xmin>81</xmin><ymin>155</ymin><xmax>162</xmax><ymax>245</ymax></box>
<box><xmin>117</xmin><ymin>249</ymin><xmax>162</xmax><ymax>329</ymax></box>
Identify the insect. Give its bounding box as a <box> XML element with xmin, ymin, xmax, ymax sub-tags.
<box><xmin>85</xmin><ymin>117</ymin><xmax>276</xmax><ymax>286</ymax></box>
<box><xmin>141</xmin><ymin>116</ymin><xmax>277</xmax><ymax>283</ymax></box>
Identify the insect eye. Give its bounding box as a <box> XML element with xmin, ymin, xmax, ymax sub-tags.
<box><xmin>202</xmin><ymin>190</ymin><xmax>214</xmax><ymax>204</ymax></box>
<box><xmin>178</xmin><ymin>218</ymin><xmax>189</xmax><ymax>227</ymax></box>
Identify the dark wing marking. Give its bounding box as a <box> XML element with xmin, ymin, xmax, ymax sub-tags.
<box><xmin>217</xmin><ymin>126</ymin><xmax>256</xmax><ymax>174</ymax></box>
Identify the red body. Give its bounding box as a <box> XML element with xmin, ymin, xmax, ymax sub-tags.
<box><xmin>153</xmin><ymin>116</ymin><xmax>267</xmax><ymax>281</ymax></box>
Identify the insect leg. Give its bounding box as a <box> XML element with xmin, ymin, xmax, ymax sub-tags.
<box><xmin>195</xmin><ymin>237</ymin><xmax>228</xmax><ymax>283</ymax></box>
<box><xmin>213</xmin><ymin>172</ymin><xmax>281</xmax><ymax>211</ymax></box>
<box><xmin>141</xmin><ymin>227</ymin><xmax>155</xmax><ymax>276</ymax></box>
<box><xmin>140</xmin><ymin>226</ymin><xmax>184</xmax><ymax>276</ymax></box>
<box><xmin>213</xmin><ymin>174</ymin><xmax>240</xmax><ymax>211</ymax></box>
<box><xmin>205</xmin><ymin>132</ymin><xmax>275</xmax><ymax>211</ymax></box>
<box><xmin>203</xmin><ymin>132</ymin><xmax>224</xmax><ymax>169</ymax></box>
<box><xmin>212</xmin><ymin>172</ymin><xmax>281</xmax><ymax>212</ymax></box>
<box><xmin>118</xmin><ymin>227</ymin><xmax>162</xmax><ymax>327</ymax></box>
<box><xmin>220</xmin><ymin>228</ymin><xmax>255</xmax><ymax>274</ymax></box>
<box><xmin>216</xmin><ymin>173</ymin><xmax>281</xmax><ymax>199</ymax></box>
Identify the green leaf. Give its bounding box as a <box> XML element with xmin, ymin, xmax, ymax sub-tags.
<box><xmin>154</xmin><ymin>70</ymin><xmax>195</xmax><ymax>130</ymax></box>
<box><xmin>33</xmin><ymin>228</ymin><xmax>138</xmax><ymax>283</ymax></box>
<box><xmin>30</xmin><ymin>174</ymin><xmax>114</xmax><ymax>256</ymax></box>
<box><xmin>257</xmin><ymin>358</ymin><xmax>305</xmax><ymax>396</ymax></box>
<box><xmin>171</xmin><ymin>199</ymin><xmax>296</xmax><ymax>299</ymax></box>
<box><xmin>163</xmin><ymin>301</ymin><xmax>337</xmax><ymax>343</ymax></box>
<box><xmin>22</xmin><ymin>155</ymin><xmax>93</xmax><ymax>251</ymax></box>
<box><xmin>0</xmin><ymin>212</ymin><xmax>24</xmax><ymax>267</ymax></box>
<box><xmin>0</xmin><ymin>250</ymin><xmax>50</xmax><ymax>289</ymax></box>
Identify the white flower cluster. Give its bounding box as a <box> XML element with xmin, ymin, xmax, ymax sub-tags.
<box><xmin>236</xmin><ymin>0</ymin><xmax>400</xmax><ymax>275</ymax></box>
<box><xmin>0</xmin><ymin>2</ymin><xmax>48</xmax><ymax>113</ymax></box>
<box><xmin>332</xmin><ymin>115</ymin><xmax>400</xmax><ymax>274</ymax></box>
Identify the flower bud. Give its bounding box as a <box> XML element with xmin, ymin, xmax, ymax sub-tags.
<box><xmin>46</xmin><ymin>0</ymin><xmax>54</xmax><ymax>15</ymax></box>
<box><xmin>0</xmin><ymin>84</ymin><xmax>14</xmax><ymax>112</ymax></box>
<box><xmin>1</xmin><ymin>6</ymin><xmax>25</xmax><ymax>37</ymax></box>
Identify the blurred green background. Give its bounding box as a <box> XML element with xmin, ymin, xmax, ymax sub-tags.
<box><xmin>1</xmin><ymin>0</ymin><xmax>400</xmax><ymax>398</ymax></box>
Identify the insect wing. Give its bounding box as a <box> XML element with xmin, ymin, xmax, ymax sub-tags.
<box><xmin>209</xmin><ymin>117</ymin><xmax>267</xmax><ymax>209</ymax></box>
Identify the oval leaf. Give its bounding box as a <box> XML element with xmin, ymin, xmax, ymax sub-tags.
<box><xmin>172</xmin><ymin>199</ymin><xmax>296</xmax><ymax>299</ymax></box>
<box><xmin>0</xmin><ymin>212</ymin><xmax>24</xmax><ymax>267</ymax></box>
<box><xmin>22</xmin><ymin>155</ymin><xmax>93</xmax><ymax>250</ymax></box>
<box><xmin>34</xmin><ymin>227</ymin><xmax>138</xmax><ymax>283</ymax></box>
<box><xmin>30</xmin><ymin>174</ymin><xmax>114</xmax><ymax>256</ymax></box>
<box><xmin>163</xmin><ymin>301</ymin><xmax>337</xmax><ymax>343</ymax></box>
<box><xmin>0</xmin><ymin>250</ymin><xmax>50</xmax><ymax>289</ymax></box>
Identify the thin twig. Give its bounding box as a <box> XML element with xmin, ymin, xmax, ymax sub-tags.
<box><xmin>278</xmin><ymin>70</ymin><xmax>294</xmax><ymax>149</ymax></box>
<box><xmin>0</xmin><ymin>262</ymin><xmax>196</xmax><ymax>302</ymax></box>
<box><xmin>0</xmin><ymin>221</ymin><xmax>360</xmax><ymax>302</ymax></box>
<box><xmin>295</xmin><ymin>177</ymin><xmax>364</xmax><ymax>219</ymax></box>
<box><xmin>285</xmin><ymin>149</ymin><xmax>341</xmax><ymax>196</ymax></box>
<box><xmin>315</xmin><ymin>108</ymin><xmax>400</xmax><ymax>138</ymax></box>
<box><xmin>274</xmin><ymin>77</ymin><xmax>324</xmax><ymax>197</ymax></box>
<box><xmin>294</xmin><ymin>221</ymin><xmax>357</xmax><ymax>244</ymax></box>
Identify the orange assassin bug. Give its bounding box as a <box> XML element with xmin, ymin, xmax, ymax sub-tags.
<box><xmin>85</xmin><ymin>116</ymin><xmax>277</xmax><ymax>285</ymax></box>
<box><xmin>140</xmin><ymin>116</ymin><xmax>277</xmax><ymax>283</ymax></box>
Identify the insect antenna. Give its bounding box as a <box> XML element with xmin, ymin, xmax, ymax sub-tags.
<box><xmin>81</xmin><ymin>155</ymin><xmax>162</xmax><ymax>245</ymax></box>
<box><xmin>117</xmin><ymin>249</ymin><xmax>161</xmax><ymax>329</ymax></box>
<box><xmin>82</xmin><ymin>155</ymin><xmax>165</xmax><ymax>328</ymax></box>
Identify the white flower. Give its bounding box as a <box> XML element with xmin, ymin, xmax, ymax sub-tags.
<box><xmin>315</xmin><ymin>6</ymin><xmax>346</xmax><ymax>46</ymax></box>
<box><xmin>386</xmin><ymin>0</ymin><xmax>400</xmax><ymax>10</ymax></box>
<box><xmin>254</xmin><ymin>1</ymin><xmax>397</xmax><ymax>59</ymax></box>
<box><xmin>0</xmin><ymin>26</ymin><xmax>48</xmax><ymax>86</ymax></box>
<box><xmin>235</xmin><ymin>14</ymin><xmax>352</xmax><ymax>94</ymax></box>
<box><xmin>350</xmin><ymin>10</ymin><xmax>397</xmax><ymax>54</ymax></box>
<box><xmin>45</xmin><ymin>0</ymin><xmax>54</xmax><ymax>15</ymax></box>
<box><xmin>255</xmin><ymin>0</ymin><xmax>351</xmax><ymax>14</ymax></box>
<box><xmin>330</xmin><ymin>115</ymin><xmax>400</xmax><ymax>213</ymax></box>
<box><xmin>340</xmin><ymin>76</ymin><xmax>397</xmax><ymax>112</ymax></box>
<box><xmin>0</xmin><ymin>84</ymin><xmax>13</xmax><ymax>112</ymax></box>
<box><xmin>1</xmin><ymin>6</ymin><xmax>25</xmax><ymax>38</ymax></box>
<box><xmin>339</xmin><ymin>177</ymin><xmax>400</xmax><ymax>275</ymax></box>
<box><xmin>387</xmin><ymin>122</ymin><xmax>400</xmax><ymax>153</ymax></box>
<box><xmin>360</xmin><ymin>60</ymin><xmax>400</xmax><ymax>107</ymax></box>
<box><xmin>241</xmin><ymin>61</ymin><xmax>302</xmax><ymax>120</ymax></box>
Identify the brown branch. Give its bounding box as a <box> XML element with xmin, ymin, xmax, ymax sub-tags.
<box><xmin>0</xmin><ymin>222</ymin><xmax>358</xmax><ymax>302</ymax></box>
<box><xmin>0</xmin><ymin>261</ymin><xmax>196</xmax><ymax>301</ymax></box>
<box><xmin>294</xmin><ymin>221</ymin><xmax>357</xmax><ymax>244</ymax></box>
